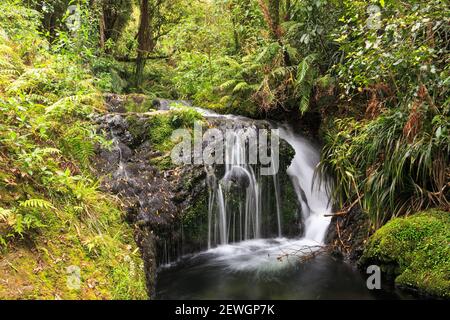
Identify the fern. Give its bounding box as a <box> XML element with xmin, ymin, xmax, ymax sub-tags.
<box><xmin>219</xmin><ymin>79</ymin><xmax>238</xmax><ymax>91</ymax></box>
<box><xmin>233</xmin><ymin>82</ymin><xmax>252</xmax><ymax>93</ymax></box>
<box><xmin>20</xmin><ymin>198</ymin><xmax>55</xmax><ymax>209</ymax></box>
<box><xmin>61</xmin><ymin>126</ymin><xmax>97</xmax><ymax>167</ymax></box>
<box><xmin>0</xmin><ymin>207</ymin><xmax>12</xmax><ymax>221</ymax></box>
<box><xmin>295</xmin><ymin>54</ymin><xmax>317</xmax><ymax>114</ymax></box>
<box><xmin>296</xmin><ymin>54</ymin><xmax>316</xmax><ymax>84</ymax></box>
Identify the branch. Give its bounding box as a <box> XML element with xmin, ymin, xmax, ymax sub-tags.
<box><xmin>114</xmin><ymin>55</ymin><xmax>170</xmax><ymax>62</ymax></box>
<box><xmin>324</xmin><ymin>195</ymin><xmax>363</xmax><ymax>217</ymax></box>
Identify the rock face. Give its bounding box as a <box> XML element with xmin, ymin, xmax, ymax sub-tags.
<box><xmin>93</xmin><ymin>97</ymin><xmax>206</xmax><ymax>298</ymax></box>
<box><xmin>325</xmin><ymin>206</ymin><xmax>371</xmax><ymax>261</ymax></box>
<box><xmin>93</xmin><ymin>94</ymin><xmax>299</xmax><ymax>297</ymax></box>
<box><xmin>221</xmin><ymin>166</ymin><xmax>251</xmax><ymax>189</ymax></box>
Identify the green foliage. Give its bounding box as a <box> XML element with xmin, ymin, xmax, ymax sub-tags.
<box><xmin>317</xmin><ymin>0</ymin><xmax>450</xmax><ymax>226</ymax></box>
<box><xmin>359</xmin><ymin>209</ymin><xmax>450</xmax><ymax>298</ymax></box>
<box><xmin>147</xmin><ymin>108</ymin><xmax>204</xmax><ymax>153</ymax></box>
<box><xmin>166</xmin><ymin>0</ymin><xmax>340</xmax><ymax>116</ymax></box>
<box><xmin>0</xmin><ymin>1</ymin><xmax>146</xmax><ymax>299</ymax></box>
<box><xmin>296</xmin><ymin>54</ymin><xmax>318</xmax><ymax>113</ymax></box>
<box><xmin>319</xmin><ymin>106</ymin><xmax>449</xmax><ymax>226</ymax></box>
<box><xmin>335</xmin><ymin>0</ymin><xmax>449</xmax><ymax>108</ymax></box>
<box><xmin>20</xmin><ymin>198</ymin><xmax>55</xmax><ymax>209</ymax></box>
<box><xmin>123</xmin><ymin>94</ymin><xmax>155</xmax><ymax>112</ymax></box>
<box><xmin>91</xmin><ymin>57</ymin><xmax>128</xmax><ymax>93</ymax></box>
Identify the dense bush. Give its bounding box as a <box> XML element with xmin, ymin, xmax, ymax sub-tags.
<box><xmin>0</xmin><ymin>1</ymin><xmax>146</xmax><ymax>299</ymax></box>
<box><xmin>318</xmin><ymin>0</ymin><xmax>449</xmax><ymax>226</ymax></box>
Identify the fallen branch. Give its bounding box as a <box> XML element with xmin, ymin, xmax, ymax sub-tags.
<box><xmin>324</xmin><ymin>195</ymin><xmax>363</xmax><ymax>217</ymax></box>
<box><xmin>114</xmin><ymin>55</ymin><xmax>170</xmax><ymax>62</ymax></box>
<box><xmin>277</xmin><ymin>245</ymin><xmax>328</xmax><ymax>263</ymax></box>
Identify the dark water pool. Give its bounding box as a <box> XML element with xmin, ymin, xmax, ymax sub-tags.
<box><xmin>155</xmin><ymin>238</ymin><xmax>415</xmax><ymax>300</ymax></box>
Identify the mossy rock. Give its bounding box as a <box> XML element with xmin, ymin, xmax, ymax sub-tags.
<box><xmin>124</xmin><ymin>94</ymin><xmax>155</xmax><ymax>113</ymax></box>
<box><xmin>359</xmin><ymin>209</ymin><xmax>450</xmax><ymax>298</ymax></box>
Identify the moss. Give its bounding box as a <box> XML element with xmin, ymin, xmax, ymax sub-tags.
<box><xmin>181</xmin><ymin>191</ymin><xmax>209</xmax><ymax>251</ymax></box>
<box><xmin>359</xmin><ymin>209</ymin><xmax>450</xmax><ymax>298</ymax></box>
<box><xmin>279</xmin><ymin>175</ymin><xmax>299</xmax><ymax>234</ymax></box>
<box><xmin>201</xmin><ymin>100</ymin><xmax>260</xmax><ymax>118</ymax></box>
<box><xmin>150</xmin><ymin>155</ymin><xmax>175</xmax><ymax>170</ymax></box>
<box><xmin>147</xmin><ymin>113</ymin><xmax>179</xmax><ymax>153</ymax></box>
<box><xmin>0</xmin><ymin>201</ymin><xmax>147</xmax><ymax>300</ymax></box>
<box><xmin>124</xmin><ymin>94</ymin><xmax>155</xmax><ymax>113</ymax></box>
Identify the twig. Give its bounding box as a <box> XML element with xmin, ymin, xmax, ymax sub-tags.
<box><xmin>324</xmin><ymin>195</ymin><xmax>363</xmax><ymax>217</ymax></box>
<box><xmin>277</xmin><ymin>245</ymin><xmax>327</xmax><ymax>263</ymax></box>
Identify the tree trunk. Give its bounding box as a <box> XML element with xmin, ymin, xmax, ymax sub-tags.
<box><xmin>285</xmin><ymin>0</ymin><xmax>291</xmax><ymax>21</ymax></box>
<box><xmin>135</xmin><ymin>0</ymin><xmax>153</xmax><ymax>88</ymax></box>
<box><xmin>268</xmin><ymin>0</ymin><xmax>280</xmax><ymax>39</ymax></box>
<box><xmin>99</xmin><ymin>4</ymin><xmax>106</xmax><ymax>50</ymax></box>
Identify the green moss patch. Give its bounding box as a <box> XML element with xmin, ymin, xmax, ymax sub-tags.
<box><xmin>128</xmin><ymin>108</ymin><xmax>204</xmax><ymax>170</ymax></box>
<box><xmin>359</xmin><ymin>209</ymin><xmax>450</xmax><ymax>298</ymax></box>
<box><xmin>124</xmin><ymin>94</ymin><xmax>156</xmax><ymax>113</ymax></box>
<box><xmin>0</xmin><ymin>198</ymin><xmax>148</xmax><ymax>300</ymax></box>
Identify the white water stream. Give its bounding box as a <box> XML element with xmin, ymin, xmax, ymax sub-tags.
<box><xmin>197</xmin><ymin>110</ymin><xmax>332</xmax><ymax>272</ymax></box>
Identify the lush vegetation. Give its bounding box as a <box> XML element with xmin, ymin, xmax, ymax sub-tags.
<box><xmin>0</xmin><ymin>2</ymin><xmax>146</xmax><ymax>299</ymax></box>
<box><xmin>318</xmin><ymin>0</ymin><xmax>449</xmax><ymax>226</ymax></box>
<box><xmin>76</xmin><ymin>0</ymin><xmax>449</xmax><ymax>226</ymax></box>
<box><xmin>359</xmin><ymin>209</ymin><xmax>450</xmax><ymax>298</ymax></box>
<box><xmin>0</xmin><ymin>0</ymin><xmax>448</xmax><ymax>299</ymax></box>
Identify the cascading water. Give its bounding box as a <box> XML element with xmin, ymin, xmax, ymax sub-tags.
<box><xmin>205</xmin><ymin>123</ymin><xmax>284</xmax><ymax>248</ymax></box>
<box><xmin>278</xmin><ymin>126</ymin><xmax>332</xmax><ymax>243</ymax></box>
<box><xmin>213</xmin><ymin>130</ymin><xmax>257</xmax><ymax>245</ymax></box>
<box><xmin>204</xmin><ymin>119</ymin><xmax>331</xmax><ymax>252</ymax></box>
<box><xmin>156</xmin><ymin>109</ymin><xmax>413</xmax><ymax>300</ymax></box>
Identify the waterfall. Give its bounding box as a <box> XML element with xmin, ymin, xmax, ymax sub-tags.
<box><xmin>279</xmin><ymin>126</ymin><xmax>332</xmax><ymax>244</ymax></box>
<box><xmin>207</xmin><ymin>127</ymin><xmax>264</xmax><ymax>246</ymax></box>
<box><xmin>205</xmin><ymin>116</ymin><xmax>331</xmax><ymax>248</ymax></box>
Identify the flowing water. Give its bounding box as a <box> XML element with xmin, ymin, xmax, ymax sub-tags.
<box><xmin>156</xmin><ymin>239</ymin><xmax>413</xmax><ymax>299</ymax></box>
<box><xmin>155</xmin><ymin>110</ymin><xmax>413</xmax><ymax>299</ymax></box>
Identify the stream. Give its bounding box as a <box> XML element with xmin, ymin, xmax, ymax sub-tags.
<box><xmin>156</xmin><ymin>238</ymin><xmax>413</xmax><ymax>299</ymax></box>
<box><xmin>149</xmin><ymin>107</ymin><xmax>415</xmax><ymax>300</ymax></box>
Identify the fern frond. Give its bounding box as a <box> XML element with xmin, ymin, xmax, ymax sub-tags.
<box><xmin>233</xmin><ymin>82</ymin><xmax>252</xmax><ymax>93</ymax></box>
<box><xmin>0</xmin><ymin>207</ymin><xmax>12</xmax><ymax>221</ymax></box>
<box><xmin>219</xmin><ymin>79</ymin><xmax>238</xmax><ymax>91</ymax></box>
<box><xmin>20</xmin><ymin>198</ymin><xmax>55</xmax><ymax>209</ymax></box>
<box><xmin>296</xmin><ymin>54</ymin><xmax>317</xmax><ymax>85</ymax></box>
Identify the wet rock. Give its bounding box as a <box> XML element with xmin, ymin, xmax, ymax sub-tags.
<box><xmin>325</xmin><ymin>205</ymin><xmax>371</xmax><ymax>261</ymax></box>
<box><xmin>152</xmin><ymin>98</ymin><xmax>192</xmax><ymax>111</ymax></box>
<box><xmin>221</xmin><ymin>166</ymin><xmax>251</xmax><ymax>189</ymax></box>
<box><xmin>104</xmin><ymin>93</ymin><xmax>126</xmax><ymax>113</ymax></box>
